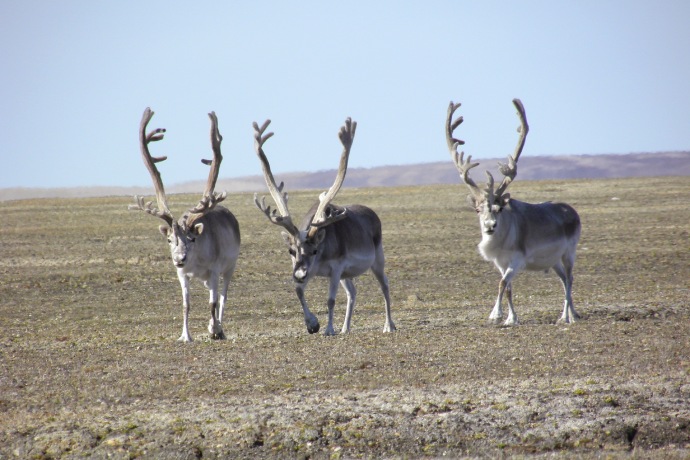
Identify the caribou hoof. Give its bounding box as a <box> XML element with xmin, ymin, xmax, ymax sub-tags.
<box><xmin>211</xmin><ymin>331</ymin><xmax>226</xmax><ymax>340</ymax></box>
<box><xmin>305</xmin><ymin>315</ymin><xmax>320</xmax><ymax>334</ymax></box>
<box><xmin>209</xmin><ymin>319</ymin><xmax>226</xmax><ymax>339</ymax></box>
<box><xmin>488</xmin><ymin>317</ymin><xmax>503</xmax><ymax>326</ymax></box>
<box><xmin>383</xmin><ymin>322</ymin><xmax>396</xmax><ymax>333</ymax></box>
<box><xmin>557</xmin><ymin>315</ymin><xmax>578</xmax><ymax>324</ymax></box>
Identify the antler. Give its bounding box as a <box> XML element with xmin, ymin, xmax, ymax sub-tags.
<box><xmin>129</xmin><ymin>107</ymin><xmax>174</xmax><ymax>227</ymax></box>
<box><xmin>252</xmin><ymin>119</ymin><xmax>300</xmax><ymax>236</ymax></box>
<box><xmin>188</xmin><ymin>111</ymin><xmax>227</xmax><ymax>215</ymax></box>
<box><xmin>307</xmin><ymin>117</ymin><xmax>356</xmax><ymax>237</ymax></box>
<box><xmin>493</xmin><ymin>98</ymin><xmax>529</xmax><ymax>198</ymax></box>
<box><xmin>446</xmin><ymin>101</ymin><xmax>483</xmax><ymax>202</ymax></box>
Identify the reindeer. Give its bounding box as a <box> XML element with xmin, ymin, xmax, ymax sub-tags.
<box><xmin>252</xmin><ymin>117</ymin><xmax>396</xmax><ymax>336</ymax></box>
<box><xmin>129</xmin><ymin>108</ymin><xmax>240</xmax><ymax>342</ymax></box>
<box><xmin>445</xmin><ymin>99</ymin><xmax>581</xmax><ymax>325</ymax></box>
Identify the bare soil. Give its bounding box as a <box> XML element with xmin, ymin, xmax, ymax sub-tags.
<box><xmin>1</xmin><ymin>177</ymin><xmax>689</xmax><ymax>459</ymax></box>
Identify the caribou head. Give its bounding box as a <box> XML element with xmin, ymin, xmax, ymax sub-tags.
<box><xmin>446</xmin><ymin>99</ymin><xmax>529</xmax><ymax>236</ymax></box>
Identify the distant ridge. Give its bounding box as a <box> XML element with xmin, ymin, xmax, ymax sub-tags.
<box><xmin>2</xmin><ymin>151</ymin><xmax>688</xmax><ymax>201</ymax></box>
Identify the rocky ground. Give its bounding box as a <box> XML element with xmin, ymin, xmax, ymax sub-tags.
<box><xmin>1</xmin><ymin>177</ymin><xmax>688</xmax><ymax>458</ymax></box>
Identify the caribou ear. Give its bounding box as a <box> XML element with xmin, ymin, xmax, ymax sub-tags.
<box><xmin>501</xmin><ymin>193</ymin><xmax>511</xmax><ymax>207</ymax></box>
<box><xmin>281</xmin><ymin>231</ymin><xmax>294</xmax><ymax>246</ymax></box>
<box><xmin>159</xmin><ymin>225</ymin><xmax>169</xmax><ymax>236</ymax></box>
<box><xmin>312</xmin><ymin>228</ymin><xmax>327</xmax><ymax>246</ymax></box>
<box><xmin>466</xmin><ymin>194</ymin><xmax>477</xmax><ymax>209</ymax></box>
<box><xmin>193</xmin><ymin>223</ymin><xmax>204</xmax><ymax>235</ymax></box>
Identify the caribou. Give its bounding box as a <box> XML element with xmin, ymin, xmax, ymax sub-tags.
<box><xmin>252</xmin><ymin>117</ymin><xmax>396</xmax><ymax>336</ymax></box>
<box><xmin>445</xmin><ymin>99</ymin><xmax>581</xmax><ymax>325</ymax></box>
<box><xmin>129</xmin><ymin>108</ymin><xmax>240</xmax><ymax>342</ymax></box>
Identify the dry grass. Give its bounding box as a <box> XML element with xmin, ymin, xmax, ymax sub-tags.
<box><xmin>1</xmin><ymin>177</ymin><xmax>689</xmax><ymax>458</ymax></box>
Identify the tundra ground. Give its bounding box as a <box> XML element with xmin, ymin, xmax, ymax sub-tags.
<box><xmin>1</xmin><ymin>177</ymin><xmax>689</xmax><ymax>458</ymax></box>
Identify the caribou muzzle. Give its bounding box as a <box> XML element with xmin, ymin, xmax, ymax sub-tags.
<box><xmin>482</xmin><ymin>219</ymin><xmax>497</xmax><ymax>235</ymax></box>
<box><xmin>173</xmin><ymin>254</ymin><xmax>187</xmax><ymax>268</ymax></box>
<box><xmin>293</xmin><ymin>267</ymin><xmax>308</xmax><ymax>283</ymax></box>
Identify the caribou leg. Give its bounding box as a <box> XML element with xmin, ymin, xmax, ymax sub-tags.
<box><xmin>206</xmin><ymin>275</ymin><xmax>226</xmax><ymax>340</ymax></box>
<box><xmin>488</xmin><ymin>279</ymin><xmax>504</xmax><ymax>325</ymax></box>
<box><xmin>490</xmin><ymin>267</ymin><xmax>519</xmax><ymax>326</ymax></box>
<box><xmin>216</xmin><ymin>268</ymin><xmax>234</xmax><ymax>335</ymax></box>
<box><xmin>504</xmin><ymin>281</ymin><xmax>519</xmax><ymax>326</ymax></box>
<box><xmin>340</xmin><ymin>279</ymin><xmax>356</xmax><ymax>334</ymax></box>
<box><xmin>371</xmin><ymin>254</ymin><xmax>396</xmax><ymax>333</ymax></box>
<box><xmin>553</xmin><ymin>261</ymin><xmax>579</xmax><ymax>323</ymax></box>
<box><xmin>296</xmin><ymin>284</ymin><xmax>320</xmax><ymax>334</ymax></box>
<box><xmin>177</xmin><ymin>272</ymin><xmax>193</xmax><ymax>342</ymax></box>
<box><xmin>324</xmin><ymin>276</ymin><xmax>342</xmax><ymax>336</ymax></box>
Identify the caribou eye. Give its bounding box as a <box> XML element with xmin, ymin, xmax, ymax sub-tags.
<box><xmin>312</xmin><ymin>249</ymin><xmax>318</xmax><ymax>255</ymax></box>
<box><xmin>189</xmin><ymin>237</ymin><xmax>196</xmax><ymax>243</ymax></box>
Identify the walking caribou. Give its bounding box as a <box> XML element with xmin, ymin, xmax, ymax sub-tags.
<box><xmin>252</xmin><ymin>117</ymin><xmax>396</xmax><ymax>336</ymax></box>
<box><xmin>129</xmin><ymin>108</ymin><xmax>240</xmax><ymax>342</ymax></box>
<box><xmin>445</xmin><ymin>99</ymin><xmax>581</xmax><ymax>325</ymax></box>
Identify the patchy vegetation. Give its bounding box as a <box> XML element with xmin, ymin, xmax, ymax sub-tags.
<box><xmin>1</xmin><ymin>177</ymin><xmax>689</xmax><ymax>458</ymax></box>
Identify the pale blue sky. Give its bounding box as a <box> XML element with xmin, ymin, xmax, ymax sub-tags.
<box><xmin>1</xmin><ymin>1</ymin><xmax>688</xmax><ymax>189</ymax></box>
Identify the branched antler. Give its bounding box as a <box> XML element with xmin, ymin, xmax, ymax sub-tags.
<box><xmin>446</xmin><ymin>99</ymin><xmax>529</xmax><ymax>204</ymax></box>
<box><xmin>253</xmin><ymin>117</ymin><xmax>356</xmax><ymax>238</ymax></box>
<box><xmin>494</xmin><ymin>98</ymin><xmax>529</xmax><ymax>198</ymax></box>
<box><xmin>130</xmin><ymin>108</ymin><xmax>232</xmax><ymax>226</ymax></box>
<box><xmin>446</xmin><ymin>101</ymin><xmax>483</xmax><ymax>202</ymax></box>
<box><xmin>188</xmin><ymin>111</ymin><xmax>227</xmax><ymax>215</ymax></box>
<box><xmin>129</xmin><ymin>107</ymin><xmax>174</xmax><ymax>227</ymax></box>
<box><xmin>253</xmin><ymin>119</ymin><xmax>300</xmax><ymax>236</ymax></box>
<box><xmin>203</xmin><ymin>111</ymin><xmax>223</xmax><ymax>188</ymax></box>
<box><xmin>307</xmin><ymin>117</ymin><xmax>356</xmax><ymax>236</ymax></box>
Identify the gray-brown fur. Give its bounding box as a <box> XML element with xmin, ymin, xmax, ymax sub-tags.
<box><xmin>300</xmin><ymin>203</ymin><xmax>382</xmax><ymax>259</ymax></box>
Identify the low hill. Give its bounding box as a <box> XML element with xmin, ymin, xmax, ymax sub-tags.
<box><xmin>2</xmin><ymin>151</ymin><xmax>687</xmax><ymax>201</ymax></box>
